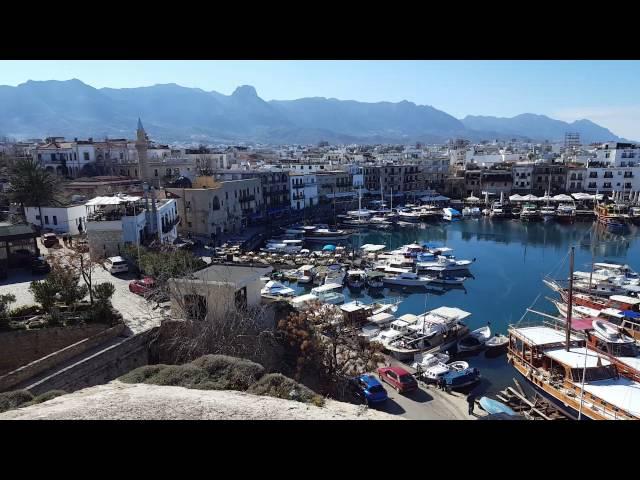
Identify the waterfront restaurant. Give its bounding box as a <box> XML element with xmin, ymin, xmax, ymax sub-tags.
<box><xmin>0</xmin><ymin>222</ymin><xmax>38</xmax><ymax>279</ymax></box>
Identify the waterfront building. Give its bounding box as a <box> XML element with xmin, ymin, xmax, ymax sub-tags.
<box><xmin>584</xmin><ymin>142</ymin><xmax>640</xmax><ymax>196</ymax></box>
<box><xmin>166</xmin><ymin>177</ymin><xmax>263</xmax><ymax>241</ymax></box>
<box><xmin>289</xmin><ymin>171</ymin><xmax>318</xmax><ymax>211</ymax></box>
<box><xmin>512</xmin><ymin>162</ymin><xmax>534</xmax><ymax>193</ymax></box>
<box><xmin>532</xmin><ymin>163</ymin><xmax>568</xmax><ymax>195</ymax></box>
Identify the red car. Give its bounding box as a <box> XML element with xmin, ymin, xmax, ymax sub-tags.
<box><xmin>377</xmin><ymin>366</ymin><xmax>418</xmax><ymax>394</ymax></box>
<box><xmin>128</xmin><ymin>277</ymin><xmax>156</xmax><ymax>296</ymax></box>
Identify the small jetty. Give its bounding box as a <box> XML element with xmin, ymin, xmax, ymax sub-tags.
<box><xmin>490</xmin><ymin>379</ymin><xmax>568</xmax><ymax>420</ymax></box>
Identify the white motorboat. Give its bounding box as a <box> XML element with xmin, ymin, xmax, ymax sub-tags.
<box><xmin>415</xmin><ymin>253</ymin><xmax>473</xmax><ymax>273</ymax></box>
<box><xmin>556</xmin><ymin>203</ymin><xmax>576</xmax><ymax>223</ymax></box>
<box><xmin>324</xmin><ymin>264</ymin><xmax>346</xmax><ymax>285</ymax></box>
<box><xmin>458</xmin><ymin>324</ymin><xmax>491</xmax><ymax>352</ymax></box>
<box><xmin>520</xmin><ymin>203</ymin><xmax>541</xmax><ymax>222</ymax></box>
<box><xmin>462</xmin><ymin>206</ymin><xmax>481</xmax><ymax>217</ymax></box>
<box><xmin>311</xmin><ymin>283</ymin><xmax>345</xmax><ymax>305</ymax></box>
<box><xmin>260</xmin><ymin>281</ymin><xmax>295</xmax><ymax>298</ymax></box>
<box><xmin>540</xmin><ymin>205</ymin><xmax>556</xmax><ymax>222</ymax></box>
<box><xmin>442</xmin><ymin>207</ymin><xmax>461</xmax><ymax>221</ymax></box>
<box><xmin>289</xmin><ymin>293</ymin><xmax>319</xmax><ymax>310</ymax></box>
<box><xmin>398</xmin><ymin>209</ymin><xmax>424</xmax><ymax>222</ymax></box>
<box><xmin>382</xmin><ymin>269</ymin><xmax>434</xmax><ymax>287</ymax></box>
<box><xmin>297</xmin><ymin>265</ymin><xmax>315</xmax><ymax>284</ymax></box>
<box><xmin>346</xmin><ymin>269</ymin><xmax>366</xmax><ymax>289</ymax></box>
<box><xmin>484</xmin><ymin>333</ymin><xmax>509</xmax><ymax>356</ymax></box>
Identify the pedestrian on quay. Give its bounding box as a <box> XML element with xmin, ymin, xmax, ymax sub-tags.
<box><xmin>467</xmin><ymin>392</ymin><xmax>476</xmax><ymax>416</ymax></box>
<box><xmin>68</xmin><ymin>235</ymin><xmax>73</xmax><ymax>247</ymax></box>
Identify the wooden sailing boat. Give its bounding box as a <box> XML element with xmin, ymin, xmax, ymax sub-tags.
<box><xmin>507</xmin><ymin>246</ymin><xmax>640</xmax><ymax>420</ymax></box>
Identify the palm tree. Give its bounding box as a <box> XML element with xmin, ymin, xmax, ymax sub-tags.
<box><xmin>8</xmin><ymin>158</ymin><xmax>61</xmax><ymax>228</ymax></box>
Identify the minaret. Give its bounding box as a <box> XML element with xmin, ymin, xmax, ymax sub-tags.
<box><xmin>135</xmin><ymin>118</ymin><xmax>151</xmax><ymax>183</ymax></box>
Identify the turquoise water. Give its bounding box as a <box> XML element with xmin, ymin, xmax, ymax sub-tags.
<box><xmin>287</xmin><ymin>219</ymin><xmax>640</xmax><ymax>396</ymax></box>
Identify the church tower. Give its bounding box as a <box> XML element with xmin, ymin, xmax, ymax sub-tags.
<box><xmin>135</xmin><ymin>118</ymin><xmax>151</xmax><ymax>183</ymax></box>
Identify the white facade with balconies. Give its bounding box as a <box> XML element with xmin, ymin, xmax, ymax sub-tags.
<box><xmin>585</xmin><ymin>142</ymin><xmax>640</xmax><ymax>194</ymax></box>
<box><xmin>289</xmin><ymin>172</ymin><xmax>318</xmax><ymax>211</ymax></box>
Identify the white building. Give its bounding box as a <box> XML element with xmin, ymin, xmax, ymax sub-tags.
<box><xmin>24</xmin><ymin>204</ymin><xmax>88</xmax><ymax>235</ymax></box>
<box><xmin>585</xmin><ymin>142</ymin><xmax>640</xmax><ymax>194</ymax></box>
<box><xmin>289</xmin><ymin>172</ymin><xmax>318</xmax><ymax>211</ymax></box>
<box><xmin>512</xmin><ymin>163</ymin><xmax>534</xmax><ymax>192</ymax></box>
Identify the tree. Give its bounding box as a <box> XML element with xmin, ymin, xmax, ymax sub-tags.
<box><xmin>277</xmin><ymin>301</ymin><xmax>385</xmax><ymax>397</ymax></box>
<box><xmin>0</xmin><ymin>294</ymin><xmax>16</xmax><ymax>330</ymax></box>
<box><xmin>29</xmin><ymin>278</ymin><xmax>59</xmax><ymax>311</ymax></box>
<box><xmin>8</xmin><ymin>158</ymin><xmax>61</xmax><ymax>228</ymax></box>
<box><xmin>67</xmin><ymin>244</ymin><xmax>98</xmax><ymax>304</ymax></box>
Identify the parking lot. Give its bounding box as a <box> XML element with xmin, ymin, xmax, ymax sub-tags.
<box><xmin>1</xmin><ymin>238</ymin><xmax>164</xmax><ymax>335</ymax></box>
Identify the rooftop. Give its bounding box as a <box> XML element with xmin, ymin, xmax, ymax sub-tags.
<box><xmin>189</xmin><ymin>263</ymin><xmax>273</xmax><ymax>285</ymax></box>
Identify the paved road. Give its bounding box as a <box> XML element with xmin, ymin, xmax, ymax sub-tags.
<box><xmin>1</xmin><ymin>239</ymin><xmax>163</xmax><ymax>335</ymax></box>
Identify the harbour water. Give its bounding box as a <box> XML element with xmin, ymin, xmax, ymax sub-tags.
<box><xmin>286</xmin><ymin>218</ymin><xmax>640</xmax><ymax>396</ymax></box>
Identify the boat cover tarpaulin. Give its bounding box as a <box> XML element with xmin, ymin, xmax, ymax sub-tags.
<box><xmin>623</xmin><ymin>310</ymin><xmax>640</xmax><ymax>319</ymax></box>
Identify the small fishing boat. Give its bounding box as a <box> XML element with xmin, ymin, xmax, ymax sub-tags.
<box><xmin>311</xmin><ymin>283</ymin><xmax>345</xmax><ymax>305</ymax></box>
<box><xmin>458</xmin><ymin>324</ymin><xmax>491</xmax><ymax>353</ymax></box>
<box><xmin>442</xmin><ymin>366</ymin><xmax>481</xmax><ymax>390</ymax></box>
<box><xmin>382</xmin><ymin>269</ymin><xmax>433</xmax><ymax>287</ymax></box>
<box><xmin>442</xmin><ymin>207</ymin><xmax>461</xmax><ymax>221</ymax></box>
<box><xmin>479</xmin><ymin>397</ymin><xmax>518</xmax><ymax>416</ymax></box>
<box><xmin>484</xmin><ymin>333</ymin><xmax>509</xmax><ymax>356</ymax></box>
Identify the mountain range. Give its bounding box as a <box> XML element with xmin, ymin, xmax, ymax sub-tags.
<box><xmin>0</xmin><ymin>79</ymin><xmax>626</xmax><ymax>145</ymax></box>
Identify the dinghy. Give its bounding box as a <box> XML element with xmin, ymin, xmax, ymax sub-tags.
<box><xmin>458</xmin><ymin>324</ymin><xmax>491</xmax><ymax>352</ymax></box>
<box><xmin>485</xmin><ymin>333</ymin><xmax>509</xmax><ymax>356</ymax></box>
<box><xmin>479</xmin><ymin>397</ymin><xmax>518</xmax><ymax>416</ymax></box>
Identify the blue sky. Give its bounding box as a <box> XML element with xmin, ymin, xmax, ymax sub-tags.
<box><xmin>2</xmin><ymin>60</ymin><xmax>640</xmax><ymax>139</ymax></box>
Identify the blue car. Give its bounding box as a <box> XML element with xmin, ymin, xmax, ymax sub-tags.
<box><xmin>349</xmin><ymin>374</ymin><xmax>388</xmax><ymax>405</ymax></box>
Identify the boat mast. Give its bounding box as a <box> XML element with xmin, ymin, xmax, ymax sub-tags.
<box><xmin>566</xmin><ymin>246</ymin><xmax>575</xmax><ymax>352</ymax></box>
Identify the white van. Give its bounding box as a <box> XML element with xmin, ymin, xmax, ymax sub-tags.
<box><xmin>105</xmin><ymin>256</ymin><xmax>129</xmax><ymax>274</ymax></box>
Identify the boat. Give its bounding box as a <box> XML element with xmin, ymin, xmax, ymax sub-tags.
<box><xmin>508</xmin><ymin>246</ymin><xmax>640</xmax><ymax>420</ymax></box>
<box><xmin>415</xmin><ymin>253</ymin><xmax>473</xmax><ymax>274</ymax></box>
<box><xmin>479</xmin><ymin>397</ymin><xmax>518</xmax><ymax>416</ymax></box>
<box><xmin>425</xmin><ymin>272</ymin><xmax>467</xmax><ymax>286</ymax></box>
<box><xmin>442</xmin><ymin>366</ymin><xmax>481</xmax><ymax>390</ymax></box>
<box><xmin>381</xmin><ymin>269</ymin><xmax>434</xmax><ymax>287</ymax></box>
<box><xmin>595</xmin><ymin>202</ymin><xmax>630</xmax><ymax>231</ymax></box>
<box><xmin>442</xmin><ymin>207</ymin><xmax>461</xmax><ymax>221</ymax></box>
<box><xmin>289</xmin><ymin>293</ymin><xmax>319</xmax><ymax>310</ymax></box>
<box><xmin>383</xmin><ymin>307</ymin><xmax>472</xmax><ymax>360</ymax></box>
<box><xmin>303</xmin><ymin>226</ymin><xmax>352</xmax><ymax>243</ymax></box>
<box><xmin>297</xmin><ymin>265</ymin><xmax>315</xmax><ymax>284</ymax></box>
<box><xmin>489</xmin><ymin>201</ymin><xmax>510</xmax><ymax>219</ymax></box>
<box><xmin>458</xmin><ymin>324</ymin><xmax>491</xmax><ymax>352</ymax></box>
<box><xmin>484</xmin><ymin>333</ymin><xmax>509</xmax><ymax>356</ymax></box>
<box><xmin>365</xmin><ymin>270</ymin><xmax>385</xmax><ymax>289</ymax></box>
<box><xmin>520</xmin><ymin>203</ymin><xmax>541</xmax><ymax>222</ymax></box>
<box><xmin>540</xmin><ymin>205</ymin><xmax>556</xmax><ymax>222</ymax></box>
<box><xmin>346</xmin><ymin>269</ymin><xmax>366</xmax><ymax>289</ymax></box>
<box><xmin>260</xmin><ymin>281</ymin><xmax>295</xmax><ymax>298</ymax></box>
<box><xmin>556</xmin><ymin>204</ymin><xmax>576</xmax><ymax>223</ymax></box>
<box><xmin>397</xmin><ymin>208</ymin><xmax>424</xmax><ymax>223</ymax></box>
<box><xmin>310</xmin><ymin>283</ymin><xmax>345</xmax><ymax>305</ymax></box>
<box><xmin>462</xmin><ymin>206</ymin><xmax>481</xmax><ymax>217</ymax></box>
<box><xmin>324</xmin><ymin>264</ymin><xmax>346</xmax><ymax>285</ymax></box>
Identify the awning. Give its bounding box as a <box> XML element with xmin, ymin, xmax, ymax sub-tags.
<box><xmin>509</xmin><ymin>194</ymin><xmax>524</xmax><ymax>201</ymax></box>
<box><xmin>553</xmin><ymin>194</ymin><xmax>573</xmax><ymax>201</ymax></box>
<box><xmin>85</xmin><ymin>195</ymin><xmax>141</xmax><ymax>206</ymax></box>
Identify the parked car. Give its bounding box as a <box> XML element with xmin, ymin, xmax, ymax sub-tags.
<box><xmin>349</xmin><ymin>374</ymin><xmax>388</xmax><ymax>405</ymax></box>
<box><xmin>377</xmin><ymin>366</ymin><xmax>418</xmax><ymax>394</ymax></box>
<box><xmin>31</xmin><ymin>256</ymin><xmax>51</xmax><ymax>274</ymax></box>
<box><xmin>129</xmin><ymin>277</ymin><xmax>156</xmax><ymax>296</ymax></box>
<box><xmin>42</xmin><ymin>233</ymin><xmax>59</xmax><ymax>248</ymax></box>
<box><xmin>105</xmin><ymin>256</ymin><xmax>129</xmax><ymax>274</ymax></box>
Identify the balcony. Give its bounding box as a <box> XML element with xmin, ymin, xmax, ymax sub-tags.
<box><xmin>239</xmin><ymin>195</ymin><xmax>255</xmax><ymax>202</ymax></box>
<box><xmin>162</xmin><ymin>215</ymin><xmax>180</xmax><ymax>234</ymax></box>
<box><xmin>624</xmin><ymin>173</ymin><xmax>634</xmax><ymax>178</ymax></box>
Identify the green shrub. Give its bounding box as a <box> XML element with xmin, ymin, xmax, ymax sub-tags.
<box><xmin>190</xmin><ymin>355</ymin><xmax>265</xmax><ymax>390</ymax></box>
<box><xmin>143</xmin><ymin>364</ymin><xmax>210</xmax><ymax>388</ymax></box>
<box><xmin>27</xmin><ymin>390</ymin><xmax>67</xmax><ymax>405</ymax></box>
<box><xmin>9</xmin><ymin>305</ymin><xmax>41</xmax><ymax>318</ymax></box>
<box><xmin>0</xmin><ymin>390</ymin><xmax>34</xmax><ymax>413</ymax></box>
<box><xmin>119</xmin><ymin>365</ymin><xmax>167</xmax><ymax>384</ymax></box>
<box><xmin>247</xmin><ymin>373</ymin><xmax>324</xmax><ymax>406</ymax></box>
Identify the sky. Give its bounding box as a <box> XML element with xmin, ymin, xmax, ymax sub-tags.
<box><xmin>2</xmin><ymin>60</ymin><xmax>640</xmax><ymax>139</ymax></box>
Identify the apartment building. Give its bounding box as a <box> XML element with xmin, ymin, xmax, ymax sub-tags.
<box><xmin>214</xmin><ymin>168</ymin><xmax>290</xmax><ymax>217</ymax></box>
<box><xmin>289</xmin><ymin>172</ymin><xmax>319</xmax><ymax>210</ymax></box>
<box><xmin>316</xmin><ymin>170</ymin><xmax>355</xmax><ymax>202</ymax></box>
<box><xmin>166</xmin><ymin>177</ymin><xmax>263</xmax><ymax>240</ymax></box>
<box><xmin>584</xmin><ymin>142</ymin><xmax>640</xmax><ymax>194</ymax></box>
<box><xmin>511</xmin><ymin>163</ymin><xmax>534</xmax><ymax>193</ymax></box>
<box><xmin>532</xmin><ymin>164</ymin><xmax>568</xmax><ymax>195</ymax></box>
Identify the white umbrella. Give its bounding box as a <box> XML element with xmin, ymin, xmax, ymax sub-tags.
<box><xmin>553</xmin><ymin>194</ymin><xmax>573</xmax><ymax>201</ymax></box>
<box><xmin>465</xmin><ymin>195</ymin><xmax>480</xmax><ymax>202</ymax></box>
<box><xmin>509</xmin><ymin>194</ymin><xmax>524</xmax><ymax>202</ymax></box>
<box><xmin>521</xmin><ymin>194</ymin><xmax>539</xmax><ymax>201</ymax></box>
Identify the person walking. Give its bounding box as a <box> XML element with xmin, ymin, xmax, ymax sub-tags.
<box><xmin>467</xmin><ymin>392</ymin><xmax>476</xmax><ymax>416</ymax></box>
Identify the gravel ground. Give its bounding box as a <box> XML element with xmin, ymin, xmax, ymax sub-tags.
<box><xmin>0</xmin><ymin>381</ymin><xmax>400</xmax><ymax>420</ymax></box>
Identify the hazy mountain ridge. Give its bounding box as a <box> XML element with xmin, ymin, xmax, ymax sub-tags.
<box><xmin>0</xmin><ymin>79</ymin><xmax>625</xmax><ymax>144</ymax></box>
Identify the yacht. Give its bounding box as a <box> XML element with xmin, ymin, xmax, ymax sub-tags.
<box><xmin>303</xmin><ymin>226</ymin><xmax>352</xmax><ymax>243</ymax></box>
<box><xmin>540</xmin><ymin>205</ymin><xmax>556</xmax><ymax>222</ymax></box>
<box><xmin>490</xmin><ymin>201</ymin><xmax>510</xmax><ymax>219</ymax></box>
<box><xmin>310</xmin><ymin>283</ymin><xmax>346</xmax><ymax>305</ymax></box>
<box><xmin>260</xmin><ymin>281</ymin><xmax>296</xmax><ymax>298</ymax></box>
<box><xmin>381</xmin><ymin>269</ymin><xmax>434</xmax><ymax>287</ymax></box>
<box><xmin>442</xmin><ymin>207</ymin><xmax>461</xmax><ymax>221</ymax></box>
<box><xmin>520</xmin><ymin>203</ymin><xmax>541</xmax><ymax>222</ymax></box>
<box><xmin>555</xmin><ymin>204</ymin><xmax>576</xmax><ymax>223</ymax></box>
<box><xmin>384</xmin><ymin>307</ymin><xmax>472</xmax><ymax>360</ymax></box>
<box><xmin>415</xmin><ymin>252</ymin><xmax>473</xmax><ymax>274</ymax></box>
<box><xmin>397</xmin><ymin>208</ymin><xmax>424</xmax><ymax>222</ymax></box>
<box><xmin>462</xmin><ymin>206</ymin><xmax>481</xmax><ymax>217</ymax></box>
<box><xmin>365</xmin><ymin>270</ymin><xmax>385</xmax><ymax>289</ymax></box>
<box><xmin>346</xmin><ymin>269</ymin><xmax>366</xmax><ymax>289</ymax></box>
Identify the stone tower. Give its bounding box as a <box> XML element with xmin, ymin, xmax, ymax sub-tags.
<box><xmin>135</xmin><ymin>118</ymin><xmax>151</xmax><ymax>183</ymax></box>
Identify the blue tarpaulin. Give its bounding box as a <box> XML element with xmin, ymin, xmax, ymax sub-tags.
<box><xmin>623</xmin><ymin>310</ymin><xmax>640</xmax><ymax>319</ymax></box>
<box><xmin>322</xmin><ymin>244</ymin><xmax>336</xmax><ymax>251</ymax></box>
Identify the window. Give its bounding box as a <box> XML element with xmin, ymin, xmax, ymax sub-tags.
<box><xmin>570</xmin><ymin>182</ymin><xmax>575</xmax><ymax>189</ymax></box>
<box><xmin>603</xmin><ymin>182</ymin><xmax>612</xmax><ymax>189</ymax></box>
<box><xmin>53</xmin><ymin>216</ymin><xmax>57</xmax><ymax>225</ymax></box>
<box><xmin>154</xmin><ymin>169</ymin><xmax>158</xmax><ymax>177</ymax></box>
<box><xmin>44</xmin><ymin>216</ymin><xmax>49</xmax><ymax>224</ymax></box>
<box><xmin>589</xmin><ymin>172</ymin><xmax>598</xmax><ymax>178</ymax></box>
<box><xmin>83</xmin><ymin>152</ymin><xmax>90</xmax><ymax>161</ymax></box>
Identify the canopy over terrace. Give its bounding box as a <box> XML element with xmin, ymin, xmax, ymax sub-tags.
<box><xmin>84</xmin><ymin>194</ymin><xmax>144</xmax><ymax>221</ymax></box>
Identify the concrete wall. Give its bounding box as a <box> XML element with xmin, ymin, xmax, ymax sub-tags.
<box><xmin>0</xmin><ymin>324</ymin><xmax>125</xmax><ymax>392</ymax></box>
<box><xmin>87</xmin><ymin>228</ymin><xmax>123</xmax><ymax>260</ymax></box>
<box><xmin>23</xmin><ymin>328</ymin><xmax>156</xmax><ymax>396</ymax></box>
<box><xmin>0</xmin><ymin>323</ymin><xmax>109</xmax><ymax>375</ymax></box>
